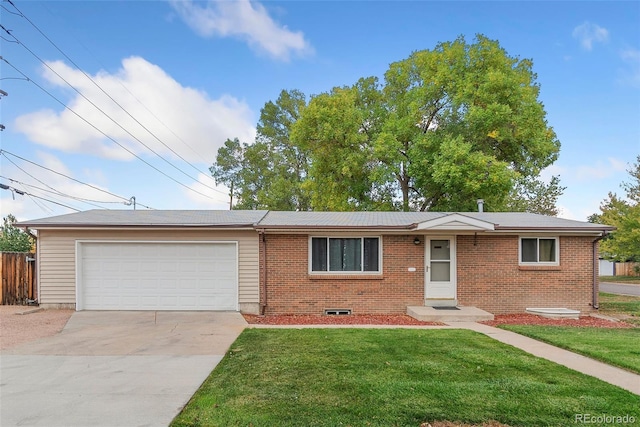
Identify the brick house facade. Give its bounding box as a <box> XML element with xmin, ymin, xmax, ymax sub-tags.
<box><xmin>261</xmin><ymin>232</ymin><xmax>598</xmax><ymax>315</ymax></box>
<box><xmin>19</xmin><ymin>210</ymin><xmax>611</xmax><ymax>315</ymax></box>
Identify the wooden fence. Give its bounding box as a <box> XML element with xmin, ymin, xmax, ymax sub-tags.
<box><xmin>615</xmin><ymin>262</ymin><xmax>640</xmax><ymax>277</ymax></box>
<box><xmin>1</xmin><ymin>252</ymin><xmax>36</xmax><ymax>305</ymax></box>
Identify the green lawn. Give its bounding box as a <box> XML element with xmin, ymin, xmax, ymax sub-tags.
<box><xmin>600</xmin><ymin>275</ymin><xmax>640</xmax><ymax>285</ymax></box>
<box><xmin>171</xmin><ymin>329</ymin><xmax>639</xmax><ymax>427</ymax></box>
<box><xmin>599</xmin><ymin>292</ymin><xmax>640</xmax><ymax>326</ymax></box>
<box><xmin>500</xmin><ymin>325</ymin><xmax>640</xmax><ymax>374</ymax></box>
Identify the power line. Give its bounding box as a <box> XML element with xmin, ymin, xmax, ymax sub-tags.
<box><xmin>0</xmin><ymin>150</ymin><xmax>155</xmax><ymax>210</ymax></box>
<box><xmin>0</xmin><ymin>149</ymin><xmax>153</xmax><ymax>210</ymax></box>
<box><xmin>36</xmin><ymin>0</ymin><xmax>216</xmax><ymax>173</ymax></box>
<box><xmin>14</xmin><ymin>181</ymin><xmax>54</xmax><ymax>215</ymax></box>
<box><xmin>0</xmin><ymin>57</ymin><xmax>218</xmax><ymax>202</ymax></box>
<box><xmin>0</xmin><ymin>16</ymin><xmax>225</xmax><ymax>197</ymax></box>
<box><xmin>0</xmin><ymin>175</ymin><xmax>122</xmax><ymax>208</ymax></box>
<box><xmin>38</xmin><ymin>1</ymin><xmax>212</xmax><ymax>171</ymax></box>
<box><xmin>5</xmin><ymin>158</ymin><xmax>114</xmax><ymax>208</ymax></box>
<box><xmin>1</xmin><ymin>182</ymin><xmax>81</xmax><ymax>212</ymax></box>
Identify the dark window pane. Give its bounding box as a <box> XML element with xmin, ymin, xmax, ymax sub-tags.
<box><xmin>311</xmin><ymin>238</ymin><xmax>327</xmax><ymax>271</ymax></box>
<box><xmin>521</xmin><ymin>238</ymin><xmax>537</xmax><ymax>262</ymax></box>
<box><xmin>363</xmin><ymin>238</ymin><xmax>379</xmax><ymax>271</ymax></box>
<box><xmin>539</xmin><ymin>239</ymin><xmax>556</xmax><ymax>262</ymax></box>
<box><xmin>329</xmin><ymin>238</ymin><xmax>361</xmax><ymax>271</ymax></box>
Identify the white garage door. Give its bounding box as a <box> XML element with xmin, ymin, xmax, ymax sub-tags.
<box><xmin>78</xmin><ymin>242</ymin><xmax>237</xmax><ymax>311</ymax></box>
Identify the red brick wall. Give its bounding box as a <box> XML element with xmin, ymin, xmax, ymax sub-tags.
<box><xmin>261</xmin><ymin>233</ymin><xmax>597</xmax><ymax>315</ymax></box>
<box><xmin>457</xmin><ymin>235</ymin><xmax>596</xmax><ymax>314</ymax></box>
<box><xmin>262</xmin><ymin>234</ymin><xmax>424</xmax><ymax>314</ymax></box>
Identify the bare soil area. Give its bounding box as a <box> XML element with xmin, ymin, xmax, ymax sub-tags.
<box><xmin>482</xmin><ymin>313</ymin><xmax>635</xmax><ymax>328</ymax></box>
<box><xmin>0</xmin><ymin>306</ymin><xmax>74</xmax><ymax>350</ymax></box>
<box><xmin>243</xmin><ymin>314</ymin><xmax>445</xmax><ymax>326</ymax></box>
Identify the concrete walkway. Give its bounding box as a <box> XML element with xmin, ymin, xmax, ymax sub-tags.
<box><xmin>449</xmin><ymin>322</ymin><xmax>640</xmax><ymax>396</ymax></box>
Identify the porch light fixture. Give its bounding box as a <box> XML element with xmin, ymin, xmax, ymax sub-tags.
<box><xmin>413</xmin><ymin>237</ymin><xmax>421</xmax><ymax>245</ymax></box>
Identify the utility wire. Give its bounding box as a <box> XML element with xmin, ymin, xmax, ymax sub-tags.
<box><xmin>0</xmin><ymin>150</ymin><xmax>155</xmax><ymax>210</ymax></box>
<box><xmin>1</xmin><ymin>183</ymin><xmax>81</xmax><ymax>212</ymax></box>
<box><xmin>0</xmin><ymin>174</ymin><xmax>122</xmax><ymax>208</ymax></box>
<box><xmin>0</xmin><ymin>13</ymin><xmax>225</xmax><ymax>196</ymax></box>
<box><xmin>15</xmin><ymin>181</ymin><xmax>54</xmax><ymax>215</ymax></box>
<box><xmin>36</xmin><ymin>0</ymin><xmax>215</xmax><ymax>174</ymax></box>
<box><xmin>0</xmin><ymin>26</ymin><xmax>221</xmax><ymax>195</ymax></box>
<box><xmin>0</xmin><ymin>159</ymin><xmax>113</xmax><ymax>210</ymax></box>
<box><xmin>0</xmin><ymin>57</ymin><xmax>218</xmax><ymax>203</ymax></box>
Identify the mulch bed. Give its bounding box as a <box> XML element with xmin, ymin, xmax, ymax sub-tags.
<box><xmin>243</xmin><ymin>314</ymin><xmax>445</xmax><ymax>326</ymax></box>
<box><xmin>482</xmin><ymin>313</ymin><xmax>635</xmax><ymax>328</ymax></box>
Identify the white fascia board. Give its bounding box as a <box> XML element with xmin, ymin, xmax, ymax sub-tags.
<box><xmin>415</xmin><ymin>213</ymin><xmax>495</xmax><ymax>231</ymax></box>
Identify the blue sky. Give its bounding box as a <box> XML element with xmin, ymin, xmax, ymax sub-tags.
<box><xmin>1</xmin><ymin>0</ymin><xmax>638</xmax><ymax>222</ymax></box>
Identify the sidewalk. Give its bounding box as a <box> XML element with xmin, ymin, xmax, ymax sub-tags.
<box><xmin>449</xmin><ymin>322</ymin><xmax>640</xmax><ymax>396</ymax></box>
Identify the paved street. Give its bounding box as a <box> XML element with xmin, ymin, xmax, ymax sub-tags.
<box><xmin>600</xmin><ymin>282</ymin><xmax>640</xmax><ymax>296</ymax></box>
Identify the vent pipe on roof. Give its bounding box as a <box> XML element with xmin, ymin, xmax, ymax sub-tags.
<box><xmin>477</xmin><ymin>199</ymin><xmax>484</xmax><ymax>213</ymax></box>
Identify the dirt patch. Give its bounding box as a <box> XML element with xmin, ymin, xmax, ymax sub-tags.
<box><xmin>0</xmin><ymin>306</ymin><xmax>73</xmax><ymax>350</ymax></box>
<box><xmin>481</xmin><ymin>313</ymin><xmax>635</xmax><ymax>328</ymax></box>
<box><xmin>243</xmin><ymin>314</ymin><xmax>445</xmax><ymax>326</ymax></box>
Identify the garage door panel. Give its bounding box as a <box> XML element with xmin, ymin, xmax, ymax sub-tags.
<box><xmin>79</xmin><ymin>242</ymin><xmax>237</xmax><ymax>311</ymax></box>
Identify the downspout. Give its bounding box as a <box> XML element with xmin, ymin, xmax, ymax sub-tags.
<box><xmin>259</xmin><ymin>230</ymin><xmax>267</xmax><ymax>315</ymax></box>
<box><xmin>26</xmin><ymin>227</ymin><xmax>38</xmax><ymax>305</ymax></box>
<box><xmin>592</xmin><ymin>232</ymin><xmax>608</xmax><ymax>310</ymax></box>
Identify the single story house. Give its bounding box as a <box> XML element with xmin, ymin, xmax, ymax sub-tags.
<box><xmin>18</xmin><ymin>210</ymin><xmax>614</xmax><ymax>315</ymax></box>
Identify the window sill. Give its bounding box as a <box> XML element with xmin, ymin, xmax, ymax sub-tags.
<box><xmin>518</xmin><ymin>265</ymin><xmax>561</xmax><ymax>271</ymax></box>
<box><xmin>308</xmin><ymin>274</ymin><xmax>385</xmax><ymax>280</ymax></box>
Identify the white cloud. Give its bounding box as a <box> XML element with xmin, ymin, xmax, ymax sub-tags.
<box><xmin>572</xmin><ymin>21</ymin><xmax>609</xmax><ymax>51</ymax></box>
<box><xmin>619</xmin><ymin>47</ymin><xmax>640</xmax><ymax>88</ymax></box>
<box><xmin>170</xmin><ymin>0</ymin><xmax>312</xmax><ymax>61</ymax></box>
<box><xmin>15</xmin><ymin>57</ymin><xmax>255</xmax><ymax>164</ymax></box>
<box><xmin>575</xmin><ymin>157</ymin><xmax>627</xmax><ymax>181</ymax></box>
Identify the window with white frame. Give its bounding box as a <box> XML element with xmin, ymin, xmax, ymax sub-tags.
<box><xmin>310</xmin><ymin>237</ymin><xmax>380</xmax><ymax>273</ymax></box>
<box><xmin>520</xmin><ymin>237</ymin><xmax>559</xmax><ymax>264</ymax></box>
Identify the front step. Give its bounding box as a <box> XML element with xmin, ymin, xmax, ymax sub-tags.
<box><xmin>407</xmin><ymin>306</ymin><xmax>494</xmax><ymax>322</ymax></box>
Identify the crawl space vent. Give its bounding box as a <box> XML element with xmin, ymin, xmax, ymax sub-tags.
<box><xmin>324</xmin><ymin>309</ymin><xmax>352</xmax><ymax>315</ymax></box>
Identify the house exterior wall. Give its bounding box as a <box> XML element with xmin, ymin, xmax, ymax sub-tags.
<box><xmin>261</xmin><ymin>233</ymin><xmax>597</xmax><ymax>315</ymax></box>
<box><xmin>456</xmin><ymin>234</ymin><xmax>595</xmax><ymax>314</ymax></box>
<box><xmin>37</xmin><ymin>229</ymin><xmax>260</xmax><ymax>313</ymax></box>
<box><xmin>262</xmin><ymin>234</ymin><xmax>425</xmax><ymax>314</ymax></box>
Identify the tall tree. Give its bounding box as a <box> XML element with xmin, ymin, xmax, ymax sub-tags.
<box><xmin>0</xmin><ymin>214</ymin><xmax>34</xmax><ymax>252</ymax></box>
<box><xmin>507</xmin><ymin>175</ymin><xmax>566</xmax><ymax>216</ymax></box>
<box><xmin>212</xmin><ymin>35</ymin><xmax>562</xmax><ymax>213</ymax></box>
<box><xmin>211</xmin><ymin>90</ymin><xmax>309</xmax><ymax>210</ymax></box>
<box><xmin>291</xmin><ymin>35</ymin><xmax>559</xmax><ymax>211</ymax></box>
<box><xmin>590</xmin><ymin>156</ymin><xmax>640</xmax><ymax>261</ymax></box>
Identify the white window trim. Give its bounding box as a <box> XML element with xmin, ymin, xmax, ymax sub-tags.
<box><xmin>519</xmin><ymin>236</ymin><xmax>560</xmax><ymax>266</ymax></box>
<box><xmin>308</xmin><ymin>236</ymin><xmax>383</xmax><ymax>275</ymax></box>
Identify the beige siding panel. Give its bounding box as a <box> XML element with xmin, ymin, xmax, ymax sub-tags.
<box><xmin>37</xmin><ymin>229</ymin><xmax>259</xmax><ymax>307</ymax></box>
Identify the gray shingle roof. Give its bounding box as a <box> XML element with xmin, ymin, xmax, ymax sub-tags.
<box><xmin>17</xmin><ymin>209</ymin><xmax>613</xmax><ymax>232</ymax></box>
<box><xmin>258</xmin><ymin>211</ymin><xmax>613</xmax><ymax>231</ymax></box>
<box><xmin>18</xmin><ymin>210</ymin><xmax>268</xmax><ymax>228</ymax></box>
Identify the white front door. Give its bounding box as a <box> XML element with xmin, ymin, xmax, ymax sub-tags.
<box><xmin>425</xmin><ymin>236</ymin><xmax>457</xmax><ymax>305</ymax></box>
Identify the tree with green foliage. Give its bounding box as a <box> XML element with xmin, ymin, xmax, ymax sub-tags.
<box><xmin>0</xmin><ymin>214</ymin><xmax>34</xmax><ymax>252</ymax></box>
<box><xmin>590</xmin><ymin>156</ymin><xmax>640</xmax><ymax>261</ymax></box>
<box><xmin>211</xmin><ymin>35</ymin><xmax>562</xmax><ymax>213</ymax></box>
<box><xmin>211</xmin><ymin>90</ymin><xmax>310</xmax><ymax>210</ymax></box>
<box><xmin>507</xmin><ymin>175</ymin><xmax>566</xmax><ymax>216</ymax></box>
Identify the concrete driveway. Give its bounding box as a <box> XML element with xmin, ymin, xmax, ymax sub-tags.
<box><xmin>0</xmin><ymin>311</ymin><xmax>246</xmax><ymax>427</ymax></box>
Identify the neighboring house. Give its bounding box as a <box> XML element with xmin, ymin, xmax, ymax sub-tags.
<box><xmin>18</xmin><ymin>210</ymin><xmax>614</xmax><ymax>315</ymax></box>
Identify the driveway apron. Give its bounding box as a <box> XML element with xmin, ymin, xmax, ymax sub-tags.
<box><xmin>0</xmin><ymin>311</ymin><xmax>246</xmax><ymax>427</ymax></box>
